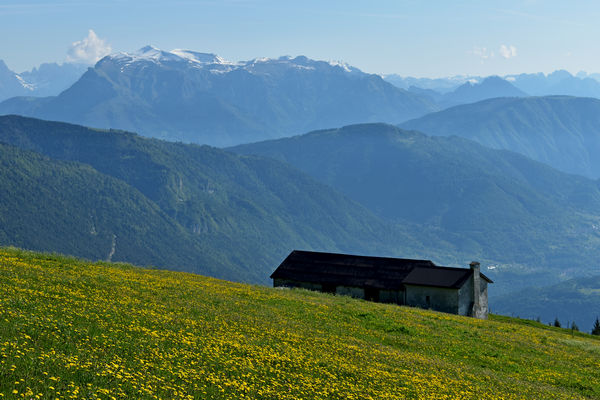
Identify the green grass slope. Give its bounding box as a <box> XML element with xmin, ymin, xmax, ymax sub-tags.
<box><xmin>1</xmin><ymin>248</ymin><xmax>599</xmax><ymax>399</ymax></box>
<box><xmin>400</xmin><ymin>96</ymin><xmax>600</xmax><ymax>178</ymax></box>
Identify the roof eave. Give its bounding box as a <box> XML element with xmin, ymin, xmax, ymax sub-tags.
<box><xmin>480</xmin><ymin>273</ymin><xmax>494</xmax><ymax>283</ymax></box>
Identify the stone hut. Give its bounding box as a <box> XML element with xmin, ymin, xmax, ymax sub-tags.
<box><xmin>271</xmin><ymin>250</ymin><xmax>492</xmax><ymax>319</ymax></box>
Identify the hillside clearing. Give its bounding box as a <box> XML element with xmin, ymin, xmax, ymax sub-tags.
<box><xmin>1</xmin><ymin>248</ymin><xmax>599</xmax><ymax>399</ymax></box>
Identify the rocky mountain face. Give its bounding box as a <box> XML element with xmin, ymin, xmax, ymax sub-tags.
<box><xmin>0</xmin><ymin>60</ymin><xmax>87</xmax><ymax>101</ymax></box>
<box><xmin>0</xmin><ymin>60</ymin><xmax>30</xmax><ymax>101</ymax></box>
<box><xmin>19</xmin><ymin>62</ymin><xmax>88</xmax><ymax>97</ymax></box>
<box><xmin>0</xmin><ymin>46</ymin><xmax>438</xmax><ymax>146</ymax></box>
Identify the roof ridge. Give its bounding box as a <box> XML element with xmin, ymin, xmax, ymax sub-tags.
<box><xmin>290</xmin><ymin>249</ymin><xmax>435</xmax><ymax>264</ymax></box>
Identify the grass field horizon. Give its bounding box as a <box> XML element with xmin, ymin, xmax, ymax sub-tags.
<box><xmin>1</xmin><ymin>247</ymin><xmax>599</xmax><ymax>399</ymax></box>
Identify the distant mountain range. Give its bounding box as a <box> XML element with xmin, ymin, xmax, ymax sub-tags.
<box><xmin>401</xmin><ymin>96</ymin><xmax>600</xmax><ymax>178</ymax></box>
<box><xmin>0</xmin><ymin>46</ymin><xmax>438</xmax><ymax>146</ymax></box>
<box><xmin>19</xmin><ymin>62</ymin><xmax>88</xmax><ymax>97</ymax></box>
<box><xmin>506</xmin><ymin>70</ymin><xmax>600</xmax><ymax>98</ymax></box>
<box><xmin>5</xmin><ymin>50</ymin><xmax>600</xmax><ymax>149</ymax></box>
<box><xmin>385</xmin><ymin>70</ymin><xmax>600</xmax><ymax>99</ymax></box>
<box><xmin>0</xmin><ymin>60</ymin><xmax>87</xmax><ymax>101</ymax></box>
<box><xmin>438</xmin><ymin>76</ymin><xmax>527</xmax><ymax>107</ymax></box>
<box><xmin>383</xmin><ymin>74</ymin><xmax>469</xmax><ymax>93</ymax></box>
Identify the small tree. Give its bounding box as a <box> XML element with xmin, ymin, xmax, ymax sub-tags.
<box><xmin>571</xmin><ymin>322</ymin><xmax>579</xmax><ymax>332</ymax></box>
<box><xmin>592</xmin><ymin>317</ymin><xmax>600</xmax><ymax>336</ymax></box>
<box><xmin>553</xmin><ymin>318</ymin><xmax>561</xmax><ymax>328</ymax></box>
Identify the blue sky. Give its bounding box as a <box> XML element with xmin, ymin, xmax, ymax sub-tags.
<box><xmin>1</xmin><ymin>0</ymin><xmax>598</xmax><ymax>77</ymax></box>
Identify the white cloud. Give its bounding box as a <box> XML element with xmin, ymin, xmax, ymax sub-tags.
<box><xmin>66</xmin><ymin>30</ymin><xmax>112</xmax><ymax>64</ymax></box>
<box><xmin>499</xmin><ymin>44</ymin><xmax>517</xmax><ymax>59</ymax></box>
<box><xmin>471</xmin><ymin>44</ymin><xmax>517</xmax><ymax>63</ymax></box>
<box><xmin>471</xmin><ymin>46</ymin><xmax>491</xmax><ymax>60</ymax></box>
<box><xmin>470</xmin><ymin>47</ymin><xmax>495</xmax><ymax>64</ymax></box>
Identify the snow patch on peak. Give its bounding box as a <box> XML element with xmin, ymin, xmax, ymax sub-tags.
<box><xmin>243</xmin><ymin>56</ymin><xmax>317</xmax><ymax>73</ymax></box>
<box><xmin>15</xmin><ymin>74</ymin><xmax>34</xmax><ymax>91</ymax></box>
<box><xmin>101</xmin><ymin>48</ymin><xmax>364</xmax><ymax>77</ymax></box>
<box><xmin>135</xmin><ymin>45</ymin><xmax>181</xmax><ymax>62</ymax></box>
<box><xmin>138</xmin><ymin>45</ymin><xmax>160</xmax><ymax>53</ymax></box>
<box><xmin>170</xmin><ymin>49</ymin><xmax>231</xmax><ymax>65</ymax></box>
<box><xmin>249</xmin><ymin>57</ymin><xmax>272</xmax><ymax>64</ymax></box>
<box><xmin>105</xmin><ymin>46</ymin><xmax>234</xmax><ymax>69</ymax></box>
<box><xmin>328</xmin><ymin>60</ymin><xmax>357</xmax><ymax>73</ymax></box>
<box><xmin>238</xmin><ymin>55</ymin><xmax>366</xmax><ymax>76</ymax></box>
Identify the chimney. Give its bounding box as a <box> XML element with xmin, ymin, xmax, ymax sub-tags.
<box><xmin>470</xmin><ymin>261</ymin><xmax>482</xmax><ymax>318</ymax></box>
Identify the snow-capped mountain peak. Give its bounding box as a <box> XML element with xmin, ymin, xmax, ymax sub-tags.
<box><xmin>239</xmin><ymin>55</ymin><xmax>363</xmax><ymax>76</ymax></box>
<box><xmin>103</xmin><ymin>46</ymin><xmax>236</xmax><ymax>72</ymax></box>
<box><xmin>135</xmin><ymin>45</ymin><xmax>182</xmax><ymax>62</ymax></box>
<box><xmin>327</xmin><ymin>60</ymin><xmax>361</xmax><ymax>74</ymax></box>
<box><xmin>98</xmin><ymin>46</ymin><xmax>366</xmax><ymax>79</ymax></box>
<box><xmin>170</xmin><ymin>49</ymin><xmax>231</xmax><ymax>65</ymax></box>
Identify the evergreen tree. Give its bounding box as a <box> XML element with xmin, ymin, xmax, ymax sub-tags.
<box><xmin>592</xmin><ymin>317</ymin><xmax>600</xmax><ymax>336</ymax></box>
<box><xmin>553</xmin><ymin>318</ymin><xmax>561</xmax><ymax>328</ymax></box>
<box><xmin>571</xmin><ymin>322</ymin><xmax>579</xmax><ymax>332</ymax></box>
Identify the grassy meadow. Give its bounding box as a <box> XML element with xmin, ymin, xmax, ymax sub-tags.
<box><xmin>1</xmin><ymin>247</ymin><xmax>599</xmax><ymax>399</ymax></box>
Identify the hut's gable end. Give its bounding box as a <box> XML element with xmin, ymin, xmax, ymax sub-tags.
<box><xmin>478</xmin><ymin>280</ymin><xmax>489</xmax><ymax>318</ymax></box>
<box><xmin>405</xmin><ymin>284</ymin><xmax>459</xmax><ymax>315</ymax></box>
<box><xmin>457</xmin><ymin>275</ymin><xmax>474</xmax><ymax>316</ymax></box>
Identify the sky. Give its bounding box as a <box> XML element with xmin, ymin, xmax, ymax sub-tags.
<box><xmin>1</xmin><ymin>0</ymin><xmax>599</xmax><ymax>77</ymax></box>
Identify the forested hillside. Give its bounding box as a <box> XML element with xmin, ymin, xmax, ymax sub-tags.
<box><xmin>401</xmin><ymin>96</ymin><xmax>600</xmax><ymax>178</ymax></box>
<box><xmin>0</xmin><ymin>115</ymin><xmax>453</xmax><ymax>282</ymax></box>
<box><xmin>232</xmin><ymin>123</ymin><xmax>600</xmax><ymax>293</ymax></box>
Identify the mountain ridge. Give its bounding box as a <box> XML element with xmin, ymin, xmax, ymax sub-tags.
<box><xmin>231</xmin><ymin>122</ymin><xmax>600</xmax><ymax>293</ymax></box>
<box><xmin>400</xmin><ymin>95</ymin><xmax>600</xmax><ymax>178</ymax></box>
<box><xmin>440</xmin><ymin>76</ymin><xmax>528</xmax><ymax>106</ymax></box>
<box><xmin>0</xmin><ymin>46</ymin><xmax>438</xmax><ymax>146</ymax></box>
<box><xmin>0</xmin><ymin>60</ymin><xmax>87</xmax><ymax>101</ymax></box>
<box><xmin>0</xmin><ymin>115</ymin><xmax>460</xmax><ymax>283</ymax></box>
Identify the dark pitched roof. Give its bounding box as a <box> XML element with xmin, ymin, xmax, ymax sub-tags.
<box><xmin>271</xmin><ymin>250</ymin><xmax>492</xmax><ymax>290</ymax></box>
<box><xmin>402</xmin><ymin>265</ymin><xmax>473</xmax><ymax>289</ymax></box>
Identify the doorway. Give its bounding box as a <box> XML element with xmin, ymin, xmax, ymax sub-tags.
<box><xmin>364</xmin><ymin>287</ymin><xmax>380</xmax><ymax>302</ymax></box>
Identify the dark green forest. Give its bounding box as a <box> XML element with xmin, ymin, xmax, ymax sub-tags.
<box><xmin>0</xmin><ymin>115</ymin><xmax>450</xmax><ymax>283</ymax></box>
